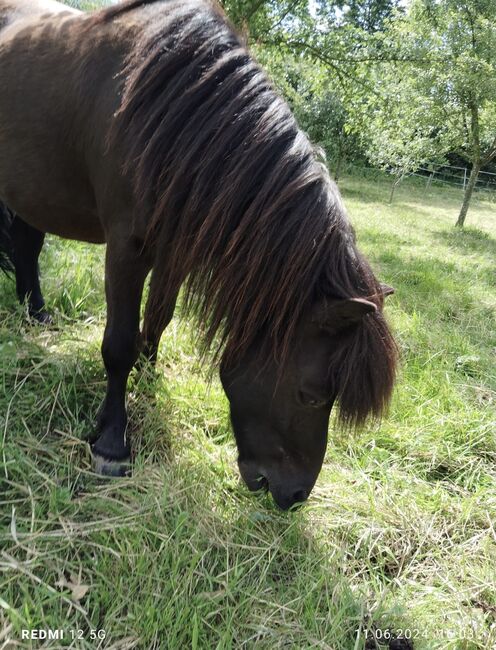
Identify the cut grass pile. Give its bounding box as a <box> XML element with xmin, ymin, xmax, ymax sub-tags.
<box><xmin>1</xmin><ymin>175</ymin><xmax>495</xmax><ymax>649</ymax></box>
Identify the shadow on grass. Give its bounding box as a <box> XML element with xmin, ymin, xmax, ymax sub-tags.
<box><xmin>0</xmin><ymin>317</ymin><xmax>419</xmax><ymax>649</ymax></box>
<box><xmin>359</xmin><ymin>228</ymin><xmax>414</xmax><ymax>250</ymax></box>
<box><xmin>340</xmin><ymin>184</ymin><xmax>389</xmax><ymax>204</ymax></box>
<box><xmin>0</xmin><ymin>328</ymin><xmax>173</xmax><ymax>463</ymax></box>
<box><xmin>433</xmin><ymin>226</ymin><xmax>496</xmax><ymax>259</ymax></box>
<box><xmin>363</xmin><ymin>247</ymin><xmax>495</xmax><ymax>375</ymax></box>
<box><xmin>367</xmin><ymin>236</ymin><xmax>495</xmax><ymax>300</ymax></box>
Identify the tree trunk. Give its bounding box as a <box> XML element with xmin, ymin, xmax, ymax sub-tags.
<box><xmin>334</xmin><ymin>152</ymin><xmax>343</xmax><ymax>183</ymax></box>
<box><xmin>456</xmin><ymin>162</ymin><xmax>480</xmax><ymax>227</ymax></box>
<box><xmin>389</xmin><ymin>175</ymin><xmax>402</xmax><ymax>203</ymax></box>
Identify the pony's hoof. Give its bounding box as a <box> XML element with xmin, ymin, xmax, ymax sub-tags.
<box><xmin>92</xmin><ymin>451</ymin><xmax>131</xmax><ymax>477</ymax></box>
<box><xmin>29</xmin><ymin>309</ymin><xmax>52</xmax><ymax>325</ymax></box>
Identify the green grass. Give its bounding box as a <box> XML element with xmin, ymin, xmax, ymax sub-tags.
<box><xmin>1</xmin><ymin>176</ymin><xmax>495</xmax><ymax>649</ymax></box>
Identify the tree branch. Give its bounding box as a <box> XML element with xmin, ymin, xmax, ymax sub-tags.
<box><xmin>258</xmin><ymin>35</ymin><xmax>450</xmax><ymax>65</ymax></box>
<box><xmin>265</xmin><ymin>0</ymin><xmax>307</xmax><ymax>34</ymax></box>
<box><xmin>244</xmin><ymin>0</ymin><xmax>267</xmax><ymax>23</ymax></box>
<box><xmin>482</xmin><ymin>136</ymin><xmax>496</xmax><ymax>166</ymax></box>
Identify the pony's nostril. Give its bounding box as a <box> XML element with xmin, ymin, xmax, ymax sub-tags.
<box><xmin>257</xmin><ymin>475</ymin><xmax>269</xmax><ymax>491</ymax></box>
<box><xmin>292</xmin><ymin>489</ymin><xmax>308</xmax><ymax>504</ymax></box>
<box><xmin>272</xmin><ymin>488</ymin><xmax>309</xmax><ymax>510</ymax></box>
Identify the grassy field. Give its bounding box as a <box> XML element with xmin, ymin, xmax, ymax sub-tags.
<box><xmin>1</xmin><ymin>175</ymin><xmax>495</xmax><ymax>649</ymax></box>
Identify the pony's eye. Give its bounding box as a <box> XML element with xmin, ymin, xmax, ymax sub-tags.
<box><xmin>298</xmin><ymin>391</ymin><xmax>327</xmax><ymax>408</ymax></box>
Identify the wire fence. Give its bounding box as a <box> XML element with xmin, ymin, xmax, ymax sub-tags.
<box><xmin>411</xmin><ymin>164</ymin><xmax>496</xmax><ymax>195</ymax></box>
<box><xmin>339</xmin><ymin>161</ymin><xmax>496</xmax><ymax>204</ymax></box>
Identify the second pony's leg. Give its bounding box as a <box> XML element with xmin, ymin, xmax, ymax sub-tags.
<box><xmin>10</xmin><ymin>216</ymin><xmax>50</xmax><ymax>323</ymax></box>
<box><xmin>91</xmin><ymin>236</ymin><xmax>151</xmax><ymax>476</ymax></box>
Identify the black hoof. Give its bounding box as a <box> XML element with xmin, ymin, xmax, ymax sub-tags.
<box><xmin>92</xmin><ymin>451</ymin><xmax>131</xmax><ymax>477</ymax></box>
<box><xmin>29</xmin><ymin>309</ymin><xmax>52</xmax><ymax>325</ymax></box>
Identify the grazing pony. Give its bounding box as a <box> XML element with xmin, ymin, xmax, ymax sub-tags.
<box><xmin>0</xmin><ymin>0</ymin><xmax>397</xmax><ymax>509</ymax></box>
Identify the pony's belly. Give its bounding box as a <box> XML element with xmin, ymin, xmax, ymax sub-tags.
<box><xmin>0</xmin><ymin>133</ymin><xmax>103</xmax><ymax>243</ymax></box>
<box><xmin>1</xmin><ymin>191</ymin><xmax>105</xmax><ymax>243</ymax></box>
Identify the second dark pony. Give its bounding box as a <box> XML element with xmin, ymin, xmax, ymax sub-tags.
<box><xmin>0</xmin><ymin>202</ymin><xmax>49</xmax><ymax>322</ymax></box>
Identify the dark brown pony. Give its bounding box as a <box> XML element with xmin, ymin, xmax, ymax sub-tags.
<box><xmin>0</xmin><ymin>0</ymin><xmax>397</xmax><ymax>509</ymax></box>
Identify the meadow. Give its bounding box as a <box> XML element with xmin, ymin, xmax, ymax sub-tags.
<box><xmin>0</xmin><ymin>175</ymin><xmax>495</xmax><ymax>649</ymax></box>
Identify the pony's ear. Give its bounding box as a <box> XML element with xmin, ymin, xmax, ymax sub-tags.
<box><xmin>381</xmin><ymin>283</ymin><xmax>395</xmax><ymax>297</ymax></box>
<box><xmin>312</xmin><ymin>298</ymin><xmax>377</xmax><ymax>333</ymax></box>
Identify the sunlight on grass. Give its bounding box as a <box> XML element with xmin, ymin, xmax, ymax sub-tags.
<box><xmin>1</xmin><ymin>176</ymin><xmax>495</xmax><ymax>648</ymax></box>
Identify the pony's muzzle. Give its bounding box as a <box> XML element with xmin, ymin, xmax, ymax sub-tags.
<box><xmin>238</xmin><ymin>459</ymin><xmax>312</xmax><ymax>510</ymax></box>
<box><xmin>269</xmin><ymin>485</ymin><xmax>310</xmax><ymax>511</ymax></box>
<box><xmin>238</xmin><ymin>459</ymin><xmax>269</xmax><ymax>492</ymax></box>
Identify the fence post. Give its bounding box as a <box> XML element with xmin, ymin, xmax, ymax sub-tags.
<box><xmin>463</xmin><ymin>167</ymin><xmax>467</xmax><ymax>189</ymax></box>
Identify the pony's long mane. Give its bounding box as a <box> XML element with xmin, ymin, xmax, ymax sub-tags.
<box><xmin>97</xmin><ymin>0</ymin><xmax>397</xmax><ymax>426</ymax></box>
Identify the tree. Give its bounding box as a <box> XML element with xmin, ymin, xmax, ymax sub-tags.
<box><xmin>300</xmin><ymin>89</ymin><xmax>363</xmax><ymax>181</ymax></box>
<box><xmin>335</xmin><ymin>0</ymin><xmax>403</xmax><ymax>33</ymax></box>
<box><xmin>404</xmin><ymin>0</ymin><xmax>496</xmax><ymax>226</ymax></box>
<box><xmin>363</xmin><ymin>71</ymin><xmax>449</xmax><ymax>202</ymax></box>
<box><xmin>221</xmin><ymin>0</ymin><xmax>496</xmax><ymax>225</ymax></box>
<box><xmin>255</xmin><ymin>46</ymin><xmax>363</xmax><ymax>179</ymax></box>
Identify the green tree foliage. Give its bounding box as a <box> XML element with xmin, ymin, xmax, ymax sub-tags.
<box><xmin>337</xmin><ymin>0</ymin><xmax>496</xmax><ymax>222</ymax></box>
<box><xmin>334</xmin><ymin>0</ymin><xmax>403</xmax><ymax>32</ymax></box>
<box><xmin>363</xmin><ymin>70</ymin><xmax>450</xmax><ymax>202</ymax></box>
<box><xmin>255</xmin><ymin>46</ymin><xmax>362</xmax><ymax>178</ymax></box>
<box><xmin>220</xmin><ymin>0</ymin><xmax>315</xmax><ymax>42</ymax></box>
<box><xmin>408</xmin><ymin>0</ymin><xmax>496</xmax><ymax>226</ymax></box>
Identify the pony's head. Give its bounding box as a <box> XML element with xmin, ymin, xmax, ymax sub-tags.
<box><xmin>221</xmin><ymin>285</ymin><xmax>396</xmax><ymax>510</ymax></box>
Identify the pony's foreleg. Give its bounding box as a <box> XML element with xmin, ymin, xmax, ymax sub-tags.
<box><xmin>92</xmin><ymin>238</ymin><xmax>151</xmax><ymax>476</ymax></box>
<box><xmin>10</xmin><ymin>216</ymin><xmax>51</xmax><ymax>323</ymax></box>
<box><xmin>141</xmin><ymin>269</ymin><xmax>179</xmax><ymax>364</ymax></box>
